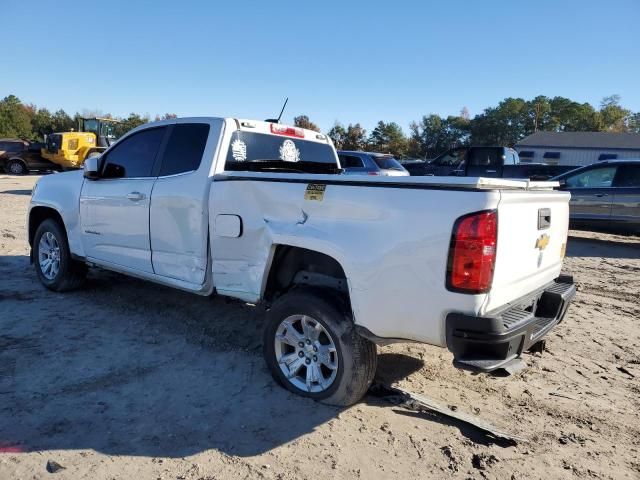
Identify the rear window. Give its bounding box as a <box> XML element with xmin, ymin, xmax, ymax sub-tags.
<box><xmin>467</xmin><ymin>148</ymin><xmax>501</xmax><ymax>166</ymax></box>
<box><xmin>371</xmin><ymin>155</ymin><xmax>403</xmax><ymax>170</ymax></box>
<box><xmin>224</xmin><ymin>131</ymin><xmax>338</xmax><ymax>173</ymax></box>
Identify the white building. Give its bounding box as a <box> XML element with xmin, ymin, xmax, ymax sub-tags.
<box><xmin>515</xmin><ymin>132</ymin><xmax>640</xmax><ymax>167</ymax></box>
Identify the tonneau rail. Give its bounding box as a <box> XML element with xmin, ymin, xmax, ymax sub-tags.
<box><xmin>213</xmin><ymin>172</ymin><xmax>559</xmax><ymax>191</ymax></box>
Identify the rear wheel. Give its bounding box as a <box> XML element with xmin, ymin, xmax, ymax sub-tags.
<box><xmin>7</xmin><ymin>160</ymin><xmax>26</xmax><ymax>175</ymax></box>
<box><xmin>34</xmin><ymin>219</ymin><xmax>86</xmax><ymax>291</ymax></box>
<box><xmin>263</xmin><ymin>289</ymin><xmax>377</xmax><ymax>406</ymax></box>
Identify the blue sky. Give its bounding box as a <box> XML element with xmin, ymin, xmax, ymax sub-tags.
<box><xmin>3</xmin><ymin>0</ymin><xmax>639</xmax><ymax>133</ymax></box>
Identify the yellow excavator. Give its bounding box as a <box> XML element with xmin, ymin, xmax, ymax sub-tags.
<box><xmin>41</xmin><ymin>117</ymin><xmax>120</xmax><ymax>169</ymax></box>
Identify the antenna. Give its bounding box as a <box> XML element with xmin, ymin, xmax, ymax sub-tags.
<box><xmin>265</xmin><ymin>97</ymin><xmax>289</xmax><ymax>123</ymax></box>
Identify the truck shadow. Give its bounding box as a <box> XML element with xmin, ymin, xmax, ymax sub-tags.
<box><xmin>0</xmin><ymin>255</ymin><xmax>427</xmax><ymax>458</ymax></box>
<box><xmin>1</xmin><ymin>189</ymin><xmax>33</xmax><ymax>196</ymax></box>
<box><xmin>566</xmin><ymin>235</ymin><xmax>640</xmax><ymax>259</ymax></box>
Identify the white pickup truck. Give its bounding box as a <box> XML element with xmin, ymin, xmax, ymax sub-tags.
<box><xmin>28</xmin><ymin>117</ymin><xmax>576</xmax><ymax>405</ymax></box>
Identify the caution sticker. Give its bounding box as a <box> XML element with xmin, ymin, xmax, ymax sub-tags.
<box><xmin>304</xmin><ymin>183</ymin><xmax>326</xmax><ymax>201</ymax></box>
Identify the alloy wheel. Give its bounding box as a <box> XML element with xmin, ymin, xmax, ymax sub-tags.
<box><xmin>38</xmin><ymin>231</ymin><xmax>61</xmax><ymax>280</ymax></box>
<box><xmin>274</xmin><ymin>314</ymin><xmax>339</xmax><ymax>393</ymax></box>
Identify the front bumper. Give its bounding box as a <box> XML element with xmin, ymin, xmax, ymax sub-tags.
<box><xmin>446</xmin><ymin>274</ymin><xmax>576</xmax><ymax>372</ymax></box>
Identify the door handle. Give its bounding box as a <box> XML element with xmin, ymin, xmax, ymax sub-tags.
<box><xmin>594</xmin><ymin>193</ymin><xmax>609</xmax><ymax>198</ymax></box>
<box><xmin>126</xmin><ymin>191</ymin><xmax>145</xmax><ymax>201</ymax></box>
<box><xmin>486</xmin><ymin>170</ymin><xmax>497</xmax><ymax>173</ymax></box>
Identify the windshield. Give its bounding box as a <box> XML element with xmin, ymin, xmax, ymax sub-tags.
<box><xmin>224</xmin><ymin>131</ymin><xmax>339</xmax><ymax>173</ymax></box>
<box><xmin>82</xmin><ymin>119</ymin><xmax>118</xmax><ymax>139</ymax></box>
<box><xmin>101</xmin><ymin>122</ymin><xmax>117</xmax><ymax>138</ymax></box>
<box><xmin>83</xmin><ymin>119</ymin><xmax>99</xmax><ymax>133</ymax></box>
<box><xmin>372</xmin><ymin>155</ymin><xmax>404</xmax><ymax>170</ymax></box>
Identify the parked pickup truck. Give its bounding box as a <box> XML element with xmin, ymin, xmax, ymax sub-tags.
<box><xmin>404</xmin><ymin>146</ymin><xmax>578</xmax><ymax>180</ymax></box>
<box><xmin>28</xmin><ymin>117</ymin><xmax>576</xmax><ymax>405</ymax></box>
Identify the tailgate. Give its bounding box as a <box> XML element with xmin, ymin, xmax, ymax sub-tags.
<box><xmin>484</xmin><ymin>189</ymin><xmax>571</xmax><ymax>313</ymax></box>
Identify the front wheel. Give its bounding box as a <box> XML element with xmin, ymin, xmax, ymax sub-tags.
<box><xmin>33</xmin><ymin>219</ymin><xmax>86</xmax><ymax>291</ymax></box>
<box><xmin>263</xmin><ymin>289</ymin><xmax>377</xmax><ymax>406</ymax></box>
<box><xmin>7</xmin><ymin>160</ymin><xmax>26</xmax><ymax>175</ymax></box>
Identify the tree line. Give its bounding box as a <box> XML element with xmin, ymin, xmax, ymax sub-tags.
<box><xmin>297</xmin><ymin>95</ymin><xmax>639</xmax><ymax>159</ymax></box>
<box><xmin>2</xmin><ymin>93</ymin><xmax>638</xmax><ymax>159</ymax></box>
<box><xmin>0</xmin><ymin>94</ymin><xmax>176</xmax><ymax>143</ymax></box>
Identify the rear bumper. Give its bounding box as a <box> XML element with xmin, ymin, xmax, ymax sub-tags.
<box><xmin>446</xmin><ymin>274</ymin><xmax>576</xmax><ymax>372</ymax></box>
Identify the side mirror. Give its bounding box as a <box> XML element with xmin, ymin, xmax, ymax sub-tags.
<box><xmin>83</xmin><ymin>155</ymin><xmax>100</xmax><ymax>179</ymax></box>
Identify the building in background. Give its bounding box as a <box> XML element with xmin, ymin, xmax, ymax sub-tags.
<box><xmin>515</xmin><ymin>132</ymin><xmax>640</xmax><ymax>167</ymax></box>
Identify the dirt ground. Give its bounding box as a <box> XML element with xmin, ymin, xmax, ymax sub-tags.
<box><xmin>0</xmin><ymin>174</ymin><xmax>639</xmax><ymax>480</ymax></box>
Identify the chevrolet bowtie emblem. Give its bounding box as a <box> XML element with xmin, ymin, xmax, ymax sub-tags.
<box><xmin>535</xmin><ymin>234</ymin><xmax>550</xmax><ymax>251</ymax></box>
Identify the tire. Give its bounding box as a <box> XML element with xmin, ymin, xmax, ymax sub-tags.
<box><xmin>7</xmin><ymin>159</ymin><xmax>26</xmax><ymax>175</ymax></box>
<box><xmin>263</xmin><ymin>289</ymin><xmax>377</xmax><ymax>406</ymax></box>
<box><xmin>33</xmin><ymin>218</ymin><xmax>86</xmax><ymax>292</ymax></box>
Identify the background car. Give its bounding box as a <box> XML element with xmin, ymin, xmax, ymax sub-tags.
<box><xmin>337</xmin><ymin>150</ymin><xmax>409</xmax><ymax>176</ymax></box>
<box><xmin>552</xmin><ymin>159</ymin><xmax>640</xmax><ymax>232</ymax></box>
<box><xmin>0</xmin><ymin>139</ymin><xmax>59</xmax><ymax>175</ymax></box>
<box><xmin>403</xmin><ymin>146</ymin><xmax>577</xmax><ymax>179</ymax></box>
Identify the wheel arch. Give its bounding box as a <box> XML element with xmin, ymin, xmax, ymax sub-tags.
<box><xmin>29</xmin><ymin>206</ymin><xmax>65</xmax><ymax>248</ymax></box>
<box><xmin>262</xmin><ymin>245</ymin><xmax>352</xmax><ymax>313</ymax></box>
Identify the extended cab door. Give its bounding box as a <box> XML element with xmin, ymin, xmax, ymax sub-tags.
<box><xmin>611</xmin><ymin>163</ymin><xmax>640</xmax><ymax>228</ymax></box>
<box><xmin>561</xmin><ymin>164</ymin><xmax>617</xmax><ymax>225</ymax></box>
<box><xmin>149</xmin><ymin>119</ymin><xmax>222</xmax><ymax>284</ymax></box>
<box><xmin>80</xmin><ymin>126</ymin><xmax>167</xmax><ymax>273</ymax></box>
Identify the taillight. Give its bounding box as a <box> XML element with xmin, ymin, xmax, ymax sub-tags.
<box><xmin>270</xmin><ymin>123</ymin><xmax>305</xmax><ymax>138</ymax></box>
<box><xmin>446</xmin><ymin>210</ymin><xmax>497</xmax><ymax>294</ymax></box>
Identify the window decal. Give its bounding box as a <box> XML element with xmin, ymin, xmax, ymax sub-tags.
<box><xmin>279</xmin><ymin>139</ymin><xmax>301</xmax><ymax>162</ymax></box>
<box><xmin>231</xmin><ymin>139</ymin><xmax>247</xmax><ymax>162</ymax></box>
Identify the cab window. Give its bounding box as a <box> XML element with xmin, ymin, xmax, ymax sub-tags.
<box><xmin>565</xmin><ymin>166</ymin><xmax>617</xmax><ymax>188</ymax></box>
<box><xmin>159</xmin><ymin>123</ymin><xmax>210</xmax><ymax>176</ymax></box>
<box><xmin>101</xmin><ymin>127</ymin><xmax>166</xmax><ymax>178</ymax></box>
<box><xmin>613</xmin><ymin>164</ymin><xmax>640</xmax><ymax>188</ymax></box>
<box><xmin>339</xmin><ymin>155</ymin><xmax>365</xmax><ymax>168</ymax></box>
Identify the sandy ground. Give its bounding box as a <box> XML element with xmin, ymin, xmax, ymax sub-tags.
<box><xmin>0</xmin><ymin>174</ymin><xmax>639</xmax><ymax>480</ymax></box>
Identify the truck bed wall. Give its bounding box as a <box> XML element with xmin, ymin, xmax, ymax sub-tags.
<box><xmin>210</xmin><ymin>175</ymin><xmax>498</xmax><ymax>346</ymax></box>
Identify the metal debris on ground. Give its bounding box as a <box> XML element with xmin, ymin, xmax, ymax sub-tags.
<box><xmin>46</xmin><ymin>460</ymin><xmax>65</xmax><ymax>473</ymax></box>
<box><xmin>371</xmin><ymin>383</ymin><xmax>527</xmax><ymax>443</ymax></box>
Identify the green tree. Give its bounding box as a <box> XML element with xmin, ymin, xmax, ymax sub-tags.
<box><xmin>115</xmin><ymin>113</ymin><xmax>149</xmax><ymax>137</ymax></box>
<box><xmin>527</xmin><ymin>95</ymin><xmax>552</xmax><ymax>132</ymax></box>
<box><xmin>367</xmin><ymin>121</ymin><xmax>408</xmax><ymax>157</ymax></box>
<box><xmin>0</xmin><ymin>95</ymin><xmax>33</xmax><ymax>139</ymax></box>
<box><xmin>470</xmin><ymin>97</ymin><xmax>531</xmax><ymax>146</ymax></box>
<box><xmin>31</xmin><ymin>108</ymin><xmax>55</xmax><ymax>140</ymax></box>
<box><xmin>412</xmin><ymin>114</ymin><xmax>470</xmax><ymax>157</ymax></box>
<box><xmin>327</xmin><ymin>123</ymin><xmax>347</xmax><ymax>149</ymax></box>
<box><xmin>547</xmin><ymin>97</ymin><xmax>599</xmax><ymax>131</ymax></box>
<box><xmin>293</xmin><ymin>115</ymin><xmax>320</xmax><ymax>132</ymax></box>
<box><xmin>51</xmin><ymin>109</ymin><xmax>75</xmax><ymax>133</ymax></box>
<box><xmin>342</xmin><ymin>123</ymin><xmax>367</xmax><ymax>151</ymax></box>
<box><xmin>598</xmin><ymin>95</ymin><xmax>630</xmax><ymax>132</ymax></box>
